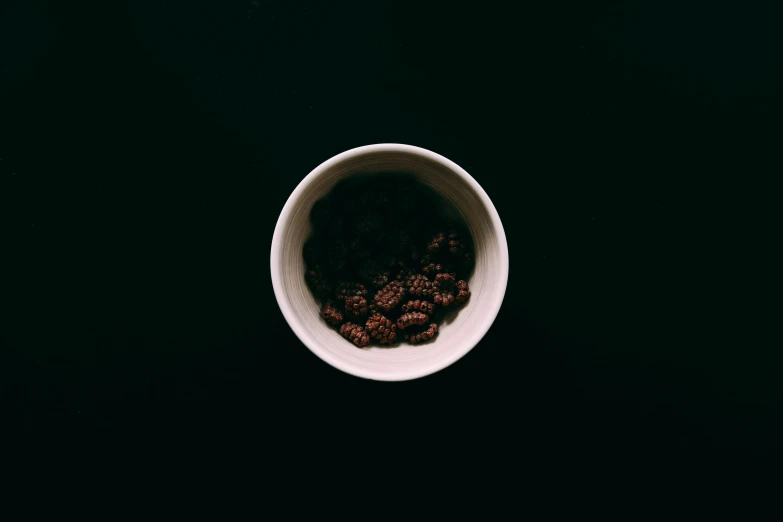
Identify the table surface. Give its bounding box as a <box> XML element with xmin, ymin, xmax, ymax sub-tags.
<box><xmin>1</xmin><ymin>0</ymin><xmax>780</xmax><ymax>455</ymax></box>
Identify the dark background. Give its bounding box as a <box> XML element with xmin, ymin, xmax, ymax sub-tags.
<box><xmin>1</xmin><ymin>0</ymin><xmax>780</xmax><ymax>456</ymax></box>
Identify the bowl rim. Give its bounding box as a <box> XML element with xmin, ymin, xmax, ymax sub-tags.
<box><xmin>270</xmin><ymin>143</ymin><xmax>509</xmax><ymax>381</ymax></box>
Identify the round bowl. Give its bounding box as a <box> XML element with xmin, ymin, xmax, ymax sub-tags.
<box><xmin>270</xmin><ymin>144</ymin><xmax>508</xmax><ymax>381</ymax></box>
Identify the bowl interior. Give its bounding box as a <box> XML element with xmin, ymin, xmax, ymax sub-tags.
<box><xmin>272</xmin><ymin>146</ymin><xmax>507</xmax><ymax>380</ymax></box>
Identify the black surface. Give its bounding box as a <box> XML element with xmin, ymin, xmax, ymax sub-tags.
<box><xmin>2</xmin><ymin>1</ymin><xmax>781</xmax><ymax>455</ymax></box>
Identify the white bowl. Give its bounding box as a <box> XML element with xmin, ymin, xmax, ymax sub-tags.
<box><xmin>270</xmin><ymin>144</ymin><xmax>509</xmax><ymax>381</ymax></box>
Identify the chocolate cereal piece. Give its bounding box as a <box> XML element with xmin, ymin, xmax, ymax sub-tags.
<box><xmin>455</xmin><ymin>280</ymin><xmax>471</xmax><ymax>304</ymax></box>
<box><xmin>405</xmin><ymin>274</ymin><xmax>436</xmax><ymax>298</ymax></box>
<box><xmin>401</xmin><ymin>300</ymin><xmax>435</xmax><ymax>316</ymax></box>
<box><xmin>320</xmin><ymin>300</ymin><xmax>344</xmax><ymax>326</ymax></box>
<box><xmin>366</xmin><ymin>313</ymin><xmax>397</xmax><ymax>345</ymax></box>
<box><xmin>373</xmin><ymin>281</ymin><xmax>406</xmax><ymax>312</ymax></box>
<box><xmin>344</xmin><ymin>295</ymin><xmax>369</xmax><ymax>318</ymax></box>
<box><xmin>404</xmin><ymin>323</ymin><xmax>439</xmax><ymax>345</ymax></box>
<box><xmin>340</xmin><ymin>322</ymin><xmax>370</xmax><ymax>347</ymax></box>
<box><xmin>396</xmin><ymin>312</ymin><xmax>429</xmax><ymax>330</ymax></box>
<box><xmin>335</xmin><ymin>281</ymin><xmax>368</xmax><ymax>301</ymax></box>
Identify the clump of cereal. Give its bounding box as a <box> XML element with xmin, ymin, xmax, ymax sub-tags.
<box><xmin>335</xmin><ymin>281</ymin><xmax>368</xmax><ymax>301</ymax></box>
<box><xmin>455</xmin><ymin>280</ymin><xmax>471</xmax><ymax>304</ymax></box>
<box><xmin>404</xmin><ymin>323</ymin><xmax>439</xmax><ymax>345</ymax></box>
<box><xmin>446</xmin><ymin>231</ymin><xmax>470</xmax><ymax>258</ymax></box>
<box><xmin>433</xmin><ymin>291</ymin><xmax>455</xmax><ymax>307</ymax></box>
<box><xmin>340</xmin><ymin>322</ymin><xmax>370</xmax><ymax>348</ymax></box>
<box><xmin>366</xmin><ymin>313</ymin><xmax>397</xmax><ymax>345</ymax></box>
<box><xmin>427</xmin><ymin>233</ymin><xmax>447</xmax><ymax>254</ymax></box>
<box><xmin>427</xmin><ymin>230</ymin><xmax>473</xmax><ymax>266</ymax></box>
<box><xmin>432</xmin><ymin>273</ymin><xmax>457</xmax><ymax>307</ymax></box>
<box><xmin>320</xmin><ymin>300</ymin><xmax>344</xmax><ymax>326</ymax></box>
<box><xmin>396</xmin><ymin>312</ymin><xmax>429</xmax><ymax>330</ymax></box>
<box><xmin>373</xmin><ymin>281</ymin><xmax>406</xmax><ymax>312</ymax></box>
<box><xmin>344</xmin><ymin>295</ymin><xmax>369</xmax><ymax>318</ymax></box>
<box><xmin>405</xmin><ymin>274</ymin><xmax>436</xmax><ymax>298</ymax></box>
<box><xmin>401</xmin><ymin>300</ymin><xmax>435</xmax><ymax>316</ymax></box>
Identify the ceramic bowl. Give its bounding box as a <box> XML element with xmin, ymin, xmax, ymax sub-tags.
<box><xmin>271</xmin><ymin>144</ymin><xmax>508</xmax><ymax>380</ymax></box>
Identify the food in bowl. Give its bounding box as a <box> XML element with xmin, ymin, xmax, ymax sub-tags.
<box><xmin>303</xmin><ymin>174</ymin><xmax>473</xmax><ymax>348</ymax></box>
